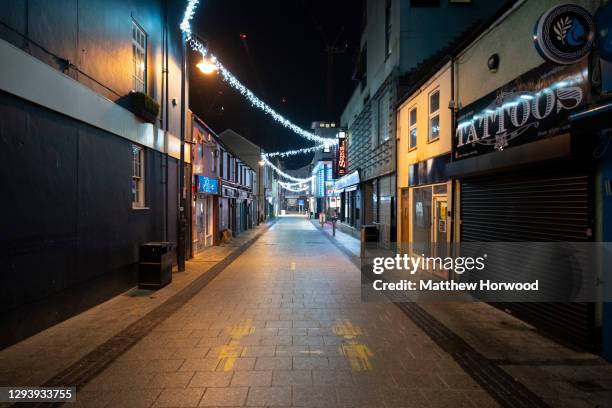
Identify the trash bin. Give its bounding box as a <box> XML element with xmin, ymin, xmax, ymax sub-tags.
<box><xmin>139</xmin><ymin>242</ymin><xmax>174</xmax><ymax>289</ymax></box>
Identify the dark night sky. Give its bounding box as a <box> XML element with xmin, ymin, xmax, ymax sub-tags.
<box><xmin>188</xmin><ymin>0</ymin><xmax>362</xmax><ymax>169</ymax></box>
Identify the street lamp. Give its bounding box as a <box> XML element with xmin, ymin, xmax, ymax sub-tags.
<box><xmin>197</xmin><ymin>57</ymin><xmax>218</xmax><ymax>75</ymax></box>
<box><xmin>258</xmin><ymin>159</ymin><xmax>265</xmax><ymax>167</ymax></box>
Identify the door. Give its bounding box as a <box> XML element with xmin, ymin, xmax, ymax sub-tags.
<box><xmin>432</xmin><ymin>197</ymin><xmax>448</xmax><ymax>278</ymax></box>
<box><xmin>204</xmin><ymin>196</ymin><xmax>213</xmax><ymax>247</ymax></box>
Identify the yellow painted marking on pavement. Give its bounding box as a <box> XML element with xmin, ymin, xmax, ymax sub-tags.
<box><xmin>341</xmin><ymin>342</ymin><xmax>374</xmax><ymax>371</ymax></box>
<box><xmin>225</xmin><ymin>319</ymin><xmax>255</xmax><ymax>339</ymax></box>
<box><xmin>332</xmin><ymin>319</ymin><xmax>373</xmax><ymax>371</ymax></box>
<box><xmin>217</xmin><ymin>340</ymin><xmax>243</xmax><ymax>371</ymax></box>
<box><xmin>333</xmin><ymin>319</ymin><xmax>363</xmax><ymax>338</ymax></box>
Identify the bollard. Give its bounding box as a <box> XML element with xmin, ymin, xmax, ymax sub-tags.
<box><xmin>332</xmin><ymin>219</ymin><xmax>336</xmax><ymax>236</ymax></box>
<box><xmin>360</xmin><ymin>227</ymin><xmax>365</xmax><ymax>259</ymax></box>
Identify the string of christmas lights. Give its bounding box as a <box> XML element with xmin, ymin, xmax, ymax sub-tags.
<box><xmin>278</xmin><ymin>180</ymin><xmax>310</xmax><ymax>188</ymax></box>
<box><xmin>261</xmin><ymin>156</ymin><xmax>315</xmax><ymax>183</ymax></box>
<box><xmin>180</xmin><ymin>0</ymin><xmax>337</xmax><ymax>146</ymax></box>
<box><xmin>262</xmin><ymin>143</ymin><xmax>329</xmax><ymax>158</ymax></box>
<box><xmin>278</xmin><ymin>181</ymin><xmax>310</xmax><ymax>193</ymax></box>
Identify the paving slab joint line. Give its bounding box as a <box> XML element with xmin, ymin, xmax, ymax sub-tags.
<box><xmin>13</xmin><ymin>221</ymin><xmax>276</xmax><ymax>408</ymax></box>
<box><xmin>315</xmin><ymin>220</ymin><xmax>550</xmax><ymax>408</ymax></box>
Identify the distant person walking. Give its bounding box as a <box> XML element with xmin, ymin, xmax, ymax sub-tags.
<box><xmin>319</xmin><ymin>211</ymin><xmax>326</xmax><ymax>228</ymax></box>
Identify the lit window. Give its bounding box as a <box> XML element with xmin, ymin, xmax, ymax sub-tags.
<box><xmin>132</xmin><ymin>20</ymin><xmax>147</xmax><ymax>93</ymax></box>
<box><xmin>132</xmin><ymin>145</ymin><xmax>145</xmax><ymax>207</ymax></box>
<box><xmin>429</xmin><ymin>90</ymin><xmax>440</xmax><ymax>141</ymax></box>
<box><xmin>409</xmin><ymin>107</ymin><xmax>417</xmax><ymax>149</ymax></box>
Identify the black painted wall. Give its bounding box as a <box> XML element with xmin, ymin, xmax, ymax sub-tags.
<box><xmin>0</xmin><ymin>91</ymin><xmax>178</xmax><ymax>348</ymax></box>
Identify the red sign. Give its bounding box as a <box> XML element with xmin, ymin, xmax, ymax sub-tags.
<box><xmin>336</xmin><ymin>136</ymin><xmax>347</xmax><ymax>178</ymax></box>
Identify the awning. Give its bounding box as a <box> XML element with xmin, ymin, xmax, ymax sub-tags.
<box><xmin>569</xmin><ymin>99</ymin><xmax>612</xmax><ymax>129</ymax></box>
<box><xmin>333</xmin><ymin>171</ymin><xmax>360</xmax><ymax>193</ymax></box>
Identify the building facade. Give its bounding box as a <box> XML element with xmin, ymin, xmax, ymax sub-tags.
<box><xmin>217</xmin><ymin>139</ymin><xmax>257</xmax><ymax>239</ymax></box>
<box><xmin>191</xmin><ymin>114</ymin><xmax>221</xmax><ymax>253</ymax></box>
<box><xmin>219</xmin><ymin>129</ymin><xmax>265</xmax><ymax>224</ymax></box>
<box><xmin>0</xmin><ymin>0</ymin><xmax>189</xmax><ymax>347</ymax></box>
<box><xmin>340</xmin><ymin>0</ymin><xmax>504</xmax><ymax>246</ymax></box>
<box><xmin>396</xmin><ymin>61</ymin><xmax>453</xmax><ymax>279</ymax></box>
<box><xmin>446</xmin><ymin>0</ymin><xmax>606</xmax><ymax>352</ymax></box>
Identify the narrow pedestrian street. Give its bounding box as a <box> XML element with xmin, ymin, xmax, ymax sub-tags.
<box><xmin>72</xmin><ymin>216</ymin><xmax>494</xmax><ymax>408</ymax></box>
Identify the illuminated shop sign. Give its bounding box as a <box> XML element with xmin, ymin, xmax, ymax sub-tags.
<box><xmin>196</xmin><ymin>175</ymin><xmax>219</xmax><ymax>194</ymax></box>
<box><xmin>318</xmin><ymin>167</ymin><xmax>325</xmax><ymax>197</ymax></box>
<box><xmin>533</xmin><ymin>4</ymin><xmax>595</xmax><ymax>65</ymax></box>
<box><xmin>454</xmin><ymin>61</ymin><xmax>588</xmax><ymax>160</ymax></box>
<box><xmin>335</xmin><ymin>135</ymin><xmax>347</xmax><ymax>178</ymax></box>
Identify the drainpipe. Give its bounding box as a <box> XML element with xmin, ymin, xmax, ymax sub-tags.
<box><xmin>177</xmin><ymin>32</ymin><xmax>187</xmax><ymax>272</ymax></box>
<box><xmin>450</xmin><ymin>55</ymin><xmax>456</xmax><ymax>244</ymax></box>
<box><xmin>162</xmin><ymin>0</ymin><xmax>169</xmax><ymax>242</ymax></box>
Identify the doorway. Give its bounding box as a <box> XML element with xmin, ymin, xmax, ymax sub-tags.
<box><xmin>432</xmin><ymin>197</ymin><xmax>449</xmax><ymax>278</ymax></box>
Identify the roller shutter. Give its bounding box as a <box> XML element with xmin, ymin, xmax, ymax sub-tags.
<box><xmin>460</xmin><ymin>170</ymin><xmax>595</xmax><ymax>350</ymax></box>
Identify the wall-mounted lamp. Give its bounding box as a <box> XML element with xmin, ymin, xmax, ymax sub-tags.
<box><xmin>488</xmin><ymin>54</ymin><xmax>500</xmax><ymax>73</ymax></box>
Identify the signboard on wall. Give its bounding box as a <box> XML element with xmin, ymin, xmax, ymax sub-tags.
<box><xmin>454</xmin><ymin>61</ymin><xmax>588</xmax><ymax>160</ymax></box>
<box><xmin>533</xmin><ymin>3</ymin><xmax>595</xmax><ymax>65</ymax></box>
<box><xmin>334</xmin><ymin>135</ymin><xmax>347</xmax><ymax>178</ymax></box>
<box><xmin>196</xmin><ymin>175</ymin><xmax>219</xmax><ymax>194</ymax></box>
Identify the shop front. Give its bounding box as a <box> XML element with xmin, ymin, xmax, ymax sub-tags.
<box><xmin>447</xmin><ymin>60</ymin><xmax>596</xmax><ymax>350</ymax></box>
<box><xmin>403</xmin><ymin>154</ymin><xmax>451</xmax><ymax>278</ymax></box>
<box><xmin>193</xmin><ymin>175</ymin><xmax>219</xmax><ymax>253</ymax></box>
<box><xmin>334</xmin><ymin>171</ymin><xmax>360</xmax><ymax>229</ymax></box>
<box><xmin>235</xmin><ymin>189</ymin><xmax>249</xmax><ymax>235</ymax></box>
<box><xmin>220</xmin><ymin>183</ymin><xmax>237</xmax><ymax>239</ymax></box>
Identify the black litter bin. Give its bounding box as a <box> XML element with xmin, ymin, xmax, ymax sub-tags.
<box><xmin>139</xmin><ymin>242</ymin><xmax>174</xmax><ymax>289</ymax></box>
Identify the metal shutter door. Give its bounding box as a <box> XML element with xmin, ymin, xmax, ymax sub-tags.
<box><xmin>460</xmin><ymin>171</ymin><xmax>595</xmax><ymax>350</ymax></box>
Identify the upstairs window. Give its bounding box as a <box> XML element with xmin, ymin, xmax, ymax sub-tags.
<box><xmin>132</xmin><ymin>20</ymin><xmax>147</xmax><ymax>93</ymax></box>
<box><xmin>385</xmin><ymin>0</ymin><xmax>392</xmax><ymax>56</ymax></box>
<box><xmin>429</xmin><ymin>90</ymin><xmax>440</xmax><ymax>141</ymax></box>
<box><xmin>409</xmin><ymin>107</ymin><xmax>417</xmax><ymax>149</ymax></box>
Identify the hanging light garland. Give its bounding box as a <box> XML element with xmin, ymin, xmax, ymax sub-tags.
<box><xmin>262</xmin><ymin>142</ymin><xmax>329</xmax><ymax>158</ymax></box>
<box><xmin>278</xmin><ymin>180</ymin><xmax>310</xmax><ymax>188</ymax></box>
<box><xmin>279</xmin><ymin>181</ymin><xmax>310</xmax><ymax>193</ymax></box>
<box><xmin>261</xmin><ymin>155</ymin><xmax>314</xmax><ymax>183</ymax></box>
<box><xmin>180</xmin><ymin>0</ymin><xmax>337</xmax><ymax>146</ymax></box>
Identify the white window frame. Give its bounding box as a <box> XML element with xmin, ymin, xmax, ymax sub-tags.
<box><xmin>132</xmin><ymin>145</ymin><xmax>145</xmax><ymax>208</ymax></box>
<box><xmin>409</xmin><ymin>106</ymin><xmax>417</xmax><ymax>150</ymax></box>
<box><xmin>132</xmin><ymin>20</ymin><xmax>147</xmax><ymax>93</ymax></box>
<box><xmin>428</xmin><ymin>89</ymin><xmax>440</xmax><ymax>142</ymax></box>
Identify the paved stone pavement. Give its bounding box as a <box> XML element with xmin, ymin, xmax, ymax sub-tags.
<box><xmin>74</xmin><ymin>216</ymin><xmax>499</xmax><ymax>407</ymax></box>
<box><xmin>320</xmin><ymin>220</ymin><xmax>612</xmax><ymax>408</ymax></box>
<box><xmin>0</xmin><ymin>223</ymin><xmax>269</xmax><ymax>394</ymax></box>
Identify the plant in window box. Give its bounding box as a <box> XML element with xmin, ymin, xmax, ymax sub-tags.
<box><xmin>129</xmin><ymin>91</ymin><xmax>160</xmax><ymax>124</ymax></box>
